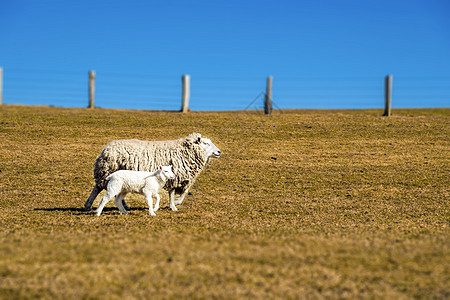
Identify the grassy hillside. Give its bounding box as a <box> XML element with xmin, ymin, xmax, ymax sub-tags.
<box><xmin>0</xmin><ymin>105</ymin><xmax>449</xmax><ymax>298</ymax></box>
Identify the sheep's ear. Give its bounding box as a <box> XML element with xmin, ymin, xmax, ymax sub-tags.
<box><xmin>187</xmin><ymin>133</ymin><xmax>201</xmax><ymax>143</ymax></box>
<box><xmin>184</xmin><ymin>133</ymin><xmax>200</xmax><ymax>146</ymax></box>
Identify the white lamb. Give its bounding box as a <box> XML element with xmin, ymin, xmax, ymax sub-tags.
<box><xmin>96</xmin><ymin>166</ymin><xmax>176</xmax><ymax>216</ymax></box>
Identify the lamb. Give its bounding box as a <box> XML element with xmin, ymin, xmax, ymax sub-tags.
<box><xmin>85</xmin><ymin>133</ymin><xmax>221</xmax><ymax>212</ymax></box>
<box><xmin>96</xmin><ymin>166</ymin><xmax>176</xmax><ymax>216</ymax></box>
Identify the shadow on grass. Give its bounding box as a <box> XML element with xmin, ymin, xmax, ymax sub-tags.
<box><xmin>34</xmin><ymin>206</ymin><xmax>172</xmax><ymax>215</ymax></box>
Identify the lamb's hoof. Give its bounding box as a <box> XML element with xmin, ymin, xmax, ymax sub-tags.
<box><xmin>84</xmin><ymin>206</ymin><xmax>92</xmax><ymax>211</ymax></box>
<box><xmin>150</xmin><ymin>213</ymin><xmax>156</xmax><ymax>216</ymax></box>
<box><xmin>170</xmin><ymin>206</ymin><xmax>178</xmax><ymax>211</ymax></box>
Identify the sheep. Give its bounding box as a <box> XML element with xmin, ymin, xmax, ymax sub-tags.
<box><xmin>96</xmin><ymin>166</ymin><xmax>176</xmax><ymax>216</ymax></box>
<box><xmin>84</xmin><ymin>133</ymin><xmax>221</xmax><ymax>212</ymax></box>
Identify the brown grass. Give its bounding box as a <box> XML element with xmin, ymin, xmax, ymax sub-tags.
<box><xmin>0</xmin><ymin>105</ymin><xmax>449</xmax><ymax>299</ymax></box>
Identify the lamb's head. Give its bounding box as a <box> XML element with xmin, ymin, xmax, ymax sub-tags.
<box><xmin>159</xmin><ymin>165</ymin><xmax>176</xmax><ymax>180</ymax></box>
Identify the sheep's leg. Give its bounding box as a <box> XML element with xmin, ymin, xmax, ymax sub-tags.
<box><xmin>168</xmin><ymin>189</ymin><xmax>178</xmax><ymax>211</ymax></box>
<box><xmin>174</xmin><ymin>186</ymin><xmax>191</xmax><ymax>206</ymax></box>
<box><xmin>144</xmin><ymin>191</ymin><xmax>156</xmax><ymax>216</ymax></box>
<box><xmin>122</xmin><ymin>200</ymin><xmax>131</xmax><ymax>211</ymax></box>
<box><xmin>85</xmin><ymin>185</ymin><xmax>101</xmax><ymax>210</ymax></box>
<box><xmin>96</xmin><ymin>191</ymin><xmax>115</xmax><ymax>216</ymax></box>
<box><xmin>153</xmin><ymin>193</ymin><xmax>161</xmax><ymax>212</ymax></box>
<box><xmin>115</xmin><ymin>192</ymin><xmax>129</xmax><ymax>215</ymax></box>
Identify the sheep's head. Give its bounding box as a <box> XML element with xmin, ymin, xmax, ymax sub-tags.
<box><xmin>184</xmin><ymin>133</ymin><xmax>221</xmax><ymax>159</ymax></box>
<box><xmin>198</xmin><ymin>137</ymin><xmax>221</xmax><ymax>158</ymax></box>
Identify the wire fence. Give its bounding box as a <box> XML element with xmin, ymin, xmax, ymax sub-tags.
<box><xmin>1</xmin><ymin>68</ymin><xmax>449</xmax><ymax>111</ymax></box>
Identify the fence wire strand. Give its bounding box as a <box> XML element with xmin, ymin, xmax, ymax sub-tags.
<box><xmin>2</xmin><ymin>69</ymin><xmax>449</xmax><ymax>110</ymax></box>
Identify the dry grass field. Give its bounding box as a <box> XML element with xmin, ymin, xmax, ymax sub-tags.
<box><xmin>0</xmin><ymin>105</ymin><xmax>449</xmax><ymax>299</ymax></box>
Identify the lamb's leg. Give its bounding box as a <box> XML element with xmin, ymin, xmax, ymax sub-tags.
<box><xmin>153</xmin><ymin>193</ymin><xmax>161</xmax><ymax>212</ymax></box>
<box><xmin>85</xmin><ymin>185</ymin><xmax>101</xmax><ymax>210</ymax></box>
<box><xmin>168</xmin><ymin>189</ymin><xmax>178</xmax><ymax>211</ymax></box>
<box><xmin>96</xmin><ymin>191</ymin><xmax>115</xmax><ymax>216</ymax></box>
<box><xmin>144</xmin><ymin>192</ymin><xmax>156</xmax><ymax>216</ymax></box>
<box><xmin>115</xmin><ymin>192</ymin><xmax>129</xmax><ymax>215</ymax></box>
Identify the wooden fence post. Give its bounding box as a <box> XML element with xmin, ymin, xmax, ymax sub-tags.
<box><xmin>264</xmin><ymin>76</ymin><xmax>273</xmax><ymax>115</ymax></box>
<box><xmin>0</xmin><ymin>67</ymin><xmax>3</xmax><ymax>105</ymax></box>
<box><xmin>181</xmin><ymin>74</ymin><xmax>190</xmax><ymax>113</ymax></box>
<box><xmin>88</xmin><ymin>70</ymin><xmax>95</xmax><ymax>108</ymax></box>
<box><xmin>383</xmin><ymin>74</ymin><xmax>392</xmax><ymax>116</ymax></box>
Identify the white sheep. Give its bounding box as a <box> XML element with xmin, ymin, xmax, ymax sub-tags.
<box><xmin>96</xmin><ymin>166</ymin><xmax>176</xmax><ymax>216</ymax></box>
<box><xmin>85</xmin><ymin>133</ymin><xmax>221</xmax><ymax>212</ymax></box>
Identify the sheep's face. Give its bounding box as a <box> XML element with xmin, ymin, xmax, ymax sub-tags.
<box><xmin>160</xmin><ymin>165</ymin><xmax>176</xmax><ymax>180</ymax></box>
<box><xmin>199</xmin><ymin>138</ymin><xmax>221</xmax><ymax>158</ymax></box>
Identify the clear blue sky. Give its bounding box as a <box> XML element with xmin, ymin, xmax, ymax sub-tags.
<box><xmin>1</xmin><ymin>0</ymin><xmax>449</xmax><ymax>110</ymax></box>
